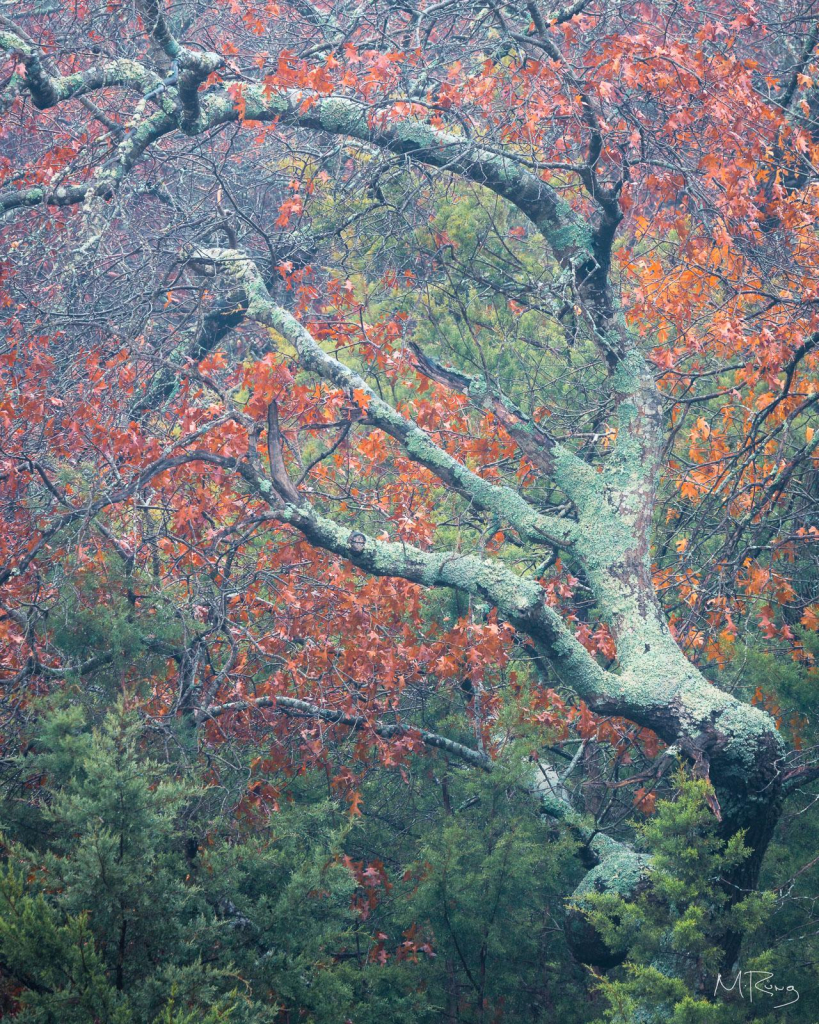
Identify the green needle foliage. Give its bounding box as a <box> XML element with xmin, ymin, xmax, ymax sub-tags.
<box><xmin>1</xmin><ymin>659</ymin><xmax>817</xmax><ymax>1024</ymax></box>
<box><xmin>0</xmin><ymin>701</ymin><xmax>423</xmax><ymax>1024</ymax></box>
<box><xmin>584</xmin><ymin>775</ymin><xmax>777</xmax><ymax>1024</ymax></box>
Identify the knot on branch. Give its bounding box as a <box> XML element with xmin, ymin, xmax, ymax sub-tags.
<box><xmin>348</xmin><ymin>531</ymin><xmax>366</xmax><ymax>555</ymax></box>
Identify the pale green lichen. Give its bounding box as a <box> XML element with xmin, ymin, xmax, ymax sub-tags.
<box><xmin>467</xmin><ymin>377</ymin><xmax>488</xmax><ymax>399</ymax></box>
<box><xmin>573</xmin><ymin>849</ymin><xmax>651</xmax><ymax>899</ymax></box>
<box><xmin>318</xmin><ymin>96</ymin><xmax>369</xmax><ymax>136</ymax></box>
<box><xmin>546</xmin><ymin>218</ymin><xmax>594</xmax><ymax>257</ymax></box>
<box><xmin>198</xmin><ymin>250</ymin><xmax>783</xmax><ymax>833</ymax></box>
<box><xmin>0</xmin><ymin>31</ymin><xmax>33</xmax><ymax>57</ymax></box>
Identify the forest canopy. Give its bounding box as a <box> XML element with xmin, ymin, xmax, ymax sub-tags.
<box><xmin>0</xmin><ymin>0</ymin><xmax>818</xmax><ymax>1021</ymax></box>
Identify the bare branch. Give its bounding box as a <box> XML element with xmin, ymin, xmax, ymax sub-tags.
<box><xmin>203</xmin><ymin>693</ymin><xmax>493</xmax><ymax>770</ymax></box>
<box><xmin>266</xmin><ymin>401</ymin><xmax>302</xmax><ymax>505</ymax></box>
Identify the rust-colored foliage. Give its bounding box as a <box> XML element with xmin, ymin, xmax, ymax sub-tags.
<box><xmin>0</xmin><ymin>0</ymin><xmax>817</xmax><ymax>824</ymax></box>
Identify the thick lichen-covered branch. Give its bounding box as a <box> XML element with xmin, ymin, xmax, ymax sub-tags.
<box><xmin>264</xmin><ymin>491</ymin><xmax>783</xmax><ymax>851</ymax></box>
<box><xmin>1</xmin><ymin>55</ymin><xmax>594</xmax><ymax>281</ymax></box>
<box><xmin>0</xmin><ymin>108</ymin><xmax>175</xmax><ymax>214</ymax></box>
<box><xmin>3</xmin><ymin>41</ymin><xmax>623</xmax><ymax>366</ymax></box>
<box><xmin>169</xmin><ymin>445</ymin><xmax>609</xmax><ymax>695</ymax></box>
<box><xmin>2</xmin><ymin>33</ymin><xmax>627</xmax><ymax>369</ymax></box>
<box><xmin>137</xmin><ymin>0</ymin><xmax>223</xmax><ymax>125</ymax></box>
<box><xmin>192</xmin><ymin>246</ymin><xmax>579</xmax><ymax>549</ymax></box>
<box><xmin>0</xmin><ymin>29</ymin><xmax>171</xmax><ymax>110</ymax></box>
<box><xmin>193</xmin><ymin>87</ymin><xmax>596</xmax><ymax>275</ymax></box>
<box><xmin>409</xmin><ymin>329</ymin><xmax>670</xmax><ymax>680</ymax></box>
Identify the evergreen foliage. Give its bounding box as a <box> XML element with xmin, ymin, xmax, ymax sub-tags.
<box><xmin>1</xmin><ymin>669</ymin><xmax>817</xmax><ymax>1022</ymax></box>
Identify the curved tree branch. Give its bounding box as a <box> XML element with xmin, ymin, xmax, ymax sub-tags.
<box><xmin>203</xmin><ymin>693</ymin><xmax>494</xmax><ymax>770</ymax></box>
<box><xmin>191</xmin><ymin>245</ymin><xmax>581</xmax><ymax>549</ymax></box>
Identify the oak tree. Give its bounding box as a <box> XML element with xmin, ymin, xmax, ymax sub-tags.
<box><xmin>1</xmin><ymin>0</ymin><xmax>819</xmax><ymax>1006</ymax></box>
